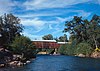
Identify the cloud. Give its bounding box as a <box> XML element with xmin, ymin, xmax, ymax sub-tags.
<box><xmin>21</xmin><ymin>17</ymin><xmax>63</xmax><ymax>29</ymax></box>
<box><xmin>16</xmin><ymin>9</ymin><xmax>91</xmax><ymax>19</ymax></box>
<box><xmin>21</xmin><ymin>9</ymin><xmax>91</xmax><ymax>33</ymax></box>
<box><xmin>22</xmin><ymin>32</ymin><xmax>42</xmax><ymax>40</ymax></box>
<box><xmin>16</xmin><ymin>12</ymin><xmax>62</xmax><ymax>18</ymax></box>
<box><xmin>77</xmin><ymin>10</ymin><xmax>91</xmax><ymax>18</ymax></box>
<box><xmin>98</xmin><ymin>0</ymin><xmax>100</xmax><ymax>4</ymax></box>
<box><xmin>24</xmin><ymin>0</ymin><xmax>90</xmax><ymax>10</ymax></box>
<box><xmin>21</xmin><ymin>18</ymin><xmax>46</xmax><ymax>30</ymax></box>
<box><xmin>21</xmin><ymin>17</ymin><xmax>59</xmax><ymax>33</ymax></box>
<box><xmin>0</xmin><ymin>0</ymin><xmax>16</xmax><ymax>15</ymax></box>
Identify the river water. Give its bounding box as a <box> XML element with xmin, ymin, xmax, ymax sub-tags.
<box><xmin>1</xmin><ymin>55</ymin><xmax>100</xmax><ymax>71</ymax></box>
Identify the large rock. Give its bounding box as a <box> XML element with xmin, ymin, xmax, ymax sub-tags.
<box><xmin>0</xmin><ymin>64</ymin><xmax>5</xmax><ymax>67</ymax></box>
<box><xmin>78</xmin><ymin>54</ymin><xmax>85</xmax><ymax>57</ymax></box>
<box><xmin>8</xmin><ymin>61</ymin><xmax>23</xmax><ymax>67</ymax></box>
<box><xmin>91</xmin><ymin>51</ymin><xmax>100</xmax><ymax>58</ymax></box>
<box><xmin>13</xmin><ymin>54</ymin><xmax>22</xmax><ymax>61</ymax></box>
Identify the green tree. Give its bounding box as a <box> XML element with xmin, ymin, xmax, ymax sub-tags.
<box><xmin>0</xmin><ymin>13</ymin><xmax>23</xmax><ymax>46</ymax></box>
<box><xmin>64</xmin><ymin>15</ymin><xmax>100</xmax><ymax>48</ymax></box>
<box><xmin>58</xmin><ymin>44</ymin><xmax>74</xmax><ymax>55</ymax></box>
<box><xmin>10</xmin><ymin>35</ymin><xmax>36</xmax><ymax>59</ymax></box>
<box><xmin>87</xmin><ymin>15</ymin><xmax>100</xmax><ymax>48</ymax></box>
<box><xmin>42</xmin><ymin>34</ymin><xmax>53</xmax><ymax>40</ymax></box>
<box><xmin>58</xmin><ymin>34</ymin><xmax>68</xmax><ymax>42</ymax></box>
<box><xmin>64</xmin><ymin>16</ymin><xmax>88</xmax><ymax>43</ymax></box>
<box><xmin>75</xmin><ymin>42</ymin><xmax>93</xmax><ymax>56</ymax></box>
<box><xmin>54</xmin><ymin>37</ymin><xmax>59</xmax><ymax>42</ymax></box>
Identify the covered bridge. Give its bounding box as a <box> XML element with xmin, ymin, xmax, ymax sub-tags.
<box><xmin>32</xmin><ymin>40</ymin><xmax>68</xmax><ymax>54</ymax></box>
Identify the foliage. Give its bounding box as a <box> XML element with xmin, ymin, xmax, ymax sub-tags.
<box><xmin>42</xmin><ymin>34</ymin><xmax>53</xmax><ymax>40</ymax></box>
<box><xmin>54</xmin><ymin>34</ymin><xmax>68</xmax><ymax>42</ymax></box>
<box><xmin>58</xmin><ymin>45</ymin><xmax>66</xmax><ymax>55</ymax></box>
<box><xmin>58</xmin><ymin>42</ymin><xmax>93</xmax><ymax>56</ymax></box>
<box><xmin>69</xmin><ymin>35</ymin><xmax>76</xmax><ymax>42</ymax></box>
<box><xmin>0</xmin><ymin>13</ymin><xmax>23</xmax><ymax>46</ymax></box>
<box><xmin>64</xmin><ymin>15</ymin><xmax>100</xmax><ymax>48</ymax></box>
<box><xmin>75</xmin><ymin>42</ymin><xmax>93</xmax><ymax>55</ymax></box>
<box><xmin>58</xmin><ymin>34</ymin><xmax>68</xmax><ymax>42</ymax></box>
<box><xmin>58</xmin><ymin>44</ymin><xmax>74</xmax><ymax>55</ymax></box>
<box><xmin>10</xmin><ymin>35</ymin><xmax>36</xmax><ymax>59</ymax></box>
<box><xmin>37</xmin><ymin>48</ymin><xmax>54</xmax><ymax>54</ymax></box>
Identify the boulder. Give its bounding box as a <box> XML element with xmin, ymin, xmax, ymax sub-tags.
<box><xmin>26</xmin><ymin>60</ymin><xmax>31</xmax><ymax>64</ymax></box>
<box><xmin>0</xmin><ymin>64</ymin><xmax>5</xmax><ymax>67</ymax></box>
<box><xmin>78</xmin><ymin>54</ymin><xmax>85</xmax><ymax>57</ymax></box>
<box><xmin>8</xmin><ymin>61</ymin><xmax>23</xmax><ymax>67</ymax></box>
<box><xmin>91</xmin><ymin>51</ymin><xmax>100</xmax><ymax>58</ymax></box>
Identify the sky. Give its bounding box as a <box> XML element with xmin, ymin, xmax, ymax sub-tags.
<box><xmin>0</xmin><ymin>0</ymin><xmax>100</xmax><ymax>40</ymax></box>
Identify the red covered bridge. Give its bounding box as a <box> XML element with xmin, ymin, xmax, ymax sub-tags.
<box><xmin>32</xmin><ymin>40</ymin><xmax>68</xmax><ymax>54</ymax></box>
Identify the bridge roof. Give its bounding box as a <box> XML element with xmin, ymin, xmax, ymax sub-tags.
<box><xmin>57</xmin><ymin>42</ymin><xmax>68</xmax><ymax>44</ymax></box>
<box><xmin>32</xmin><ymin>40</ymin><xmax>56</xmax><ymax>42</ymax></box>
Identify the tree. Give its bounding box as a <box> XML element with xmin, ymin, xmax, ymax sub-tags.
<box><xmin>10</xmin><ymin>35</ymin><xmax>36</xmax><ymax>59</ymax></box>
<box><xmin>69</xmin><ymin>34</ymin><xmax>75</xmax><ymax>42</ymax></box>
<box><xmin>64</xmin><ymin>16</ymin><xmax>87</xmax><ymax>43</ymax></box>
<box><xmin>42</xmin><ymin>34</ymin><xmax>53</xmax><ymax>40</ymax></box>
<box><xmin>75</xmin><ymin>42</ymin><xmax>93</xmax><ymax>55</ymax></box>
<box><xmin>54</xmin><ymin>37</ymin><xmax>59</xmax><ymax>42</ymax></box>
<box><xmin>87</xmin><ymin>15</ymin><xmax>100</xmax><ymax>48</ymax></box>
<box><xmin>59</xmin><ymin>34</ymin><xmax>68</xmax><ymax>42</ymax></box>
<box><xmin>58</xmin><ymin>44</ymin><xmax>74</xmax><ymax>55</ymax></box>
<box><xmin>0</xmin><ymin>13</ymin><xmax>23</xmax><ymax>46</ymax></box>
<box><xmin>64</xmin><ymin>15</ymin><xmax>100</xmax><ymax>48</ymax></box>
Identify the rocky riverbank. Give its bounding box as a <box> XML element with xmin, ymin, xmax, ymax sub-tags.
<box><xmin>0</xmin><ymin>48</ymin><xmax>35</xmax><ymax>68</ymax></box>
<box><xmin>76</xmin><ymin>51</ymin><xmax>100</xmax><ymax>58</ymax></box>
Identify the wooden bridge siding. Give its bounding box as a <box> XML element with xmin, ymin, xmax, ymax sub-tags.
<box><xmin>32</xmin><ymin>41</ymin><xmax>60</xmax><ymax>49</ymax></box>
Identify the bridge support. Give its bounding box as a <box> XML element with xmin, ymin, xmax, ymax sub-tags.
<box><xmin>53</xmin><ymin>48</ymin><xmax>58</xmax><ymax>54</ymax></box>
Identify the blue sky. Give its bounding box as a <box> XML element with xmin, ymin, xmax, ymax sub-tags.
<box><xmin>0</xmin><ymin>0</ymin><xmax>100</xmax><ymax>40</ymax></box>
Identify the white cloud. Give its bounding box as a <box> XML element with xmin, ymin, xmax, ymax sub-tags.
<box><xmin>21</xmin><ymin>17</ymin><xmax>62</xmax><ymax>30</ymax></box>
<box><xmin>16</xmin><ymin>9</ymin><xmax>91</xmax><ymax>19</ymax></box>
<box><xmin>16</xmin><ymin>12</ymin><xmax>62</xmax><ymax>18</ymax></box>
<box><xmin>22</xmin><ymin>32</ymin><xmax>42</xmax><ymax>40</ymax></box>
<box><xmin>21</xmin><ymin>10</ymin><xmax>91</xmax><ymax>32</ymax></box>
<box><xmin>24</xmin><ymin>0</ymin><xmax>90</xmax><ymax>10</ymax></box>
<box><xmin>21</xmin><ymin>18</ymin><xmax>46</xmax><ymax>30</ymax></box>
<box><xmin>56</xmin><ymin>16</ymin><xmax>73</xmax><ymax>22</ymax></box>
<box><xmin>98</xmin><ymin>0</ymin><xmax>100</xmax><ymax>4</ymax></box>
<box><xmin>77</xmin><ymin>10</ymin><xmax>91</xmax><ymax>18</ymax></box>
<box><xmin>0</xmin><ymin>0</ymin><xmax>16</xmax><ymax>15</ymax></box>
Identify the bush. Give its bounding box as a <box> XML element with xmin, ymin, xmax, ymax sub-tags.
<box><xmin>58</xmin><ymin>45</ymin><xmax>67</xmax><ymax>55</ymax></box>
<box><xmin>75</xmin><ymin>42</ymin><xmax>93</xmax><ymax>55</ymax></box>
<box><xmin>10</xmin><ymin>35</ymin><xmax>36</xmax><ymax>59</ymax></box>
<box><xmin>58</xmin><ymin>44</ymin><xmax>74</xmax><ymax>55</ymax></box>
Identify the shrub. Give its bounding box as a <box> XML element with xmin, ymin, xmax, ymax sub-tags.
<box><xmin>58</xmin><ymin>45</ymin><xmax>67</xmax><ymax>55</ymax></box>
<box><xmin>75</xmin><ymin>42</ymin><xmax>93</xmax><ymax>55</ymax></box>
<box><xmin>10</xmin><ymin>35</ymin><xmax>36</xmax><ymax>59</ymax></box>
<box><xmin>58</xmin><ymin>44</ymin><xmax>75</xmax><ymax>55</ymax></box>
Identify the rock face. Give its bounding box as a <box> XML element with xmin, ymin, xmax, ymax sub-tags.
<box><xmin>91</xmin><ymin>51</ymin><xmax>100</xmax><ymax>58</ymax></box>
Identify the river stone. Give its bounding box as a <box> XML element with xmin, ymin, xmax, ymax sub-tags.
<box><xmin>91</xmin><ymin>51</ymin><xmax>100</xmax><ymax>58</ymax></box>
<box><xmin>78</xmin><ymin>54</ymin><xmax>85</xmax><ymax>57</ymax></box>
<box><xmin>8</xmin><ymin>61</ymin><xmax>23</xmax><ymax>67</ymax></box>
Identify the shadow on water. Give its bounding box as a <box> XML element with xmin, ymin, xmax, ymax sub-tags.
<box><xmin>1</xmin><ymin>55</ymin><xmax>100</xmax><ymax>71</ymax></box>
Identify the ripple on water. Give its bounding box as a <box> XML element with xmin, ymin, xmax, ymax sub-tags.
<box><xmin>1</xmin><ymin>55</ymin><xmax>100</xmax><ymax>71</ymax></box>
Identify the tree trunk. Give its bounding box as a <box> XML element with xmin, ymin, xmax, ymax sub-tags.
<box><xmin>93</xmin><ymin>36</ymin><xmax>98</xmax><ymax>48</ymax></box>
